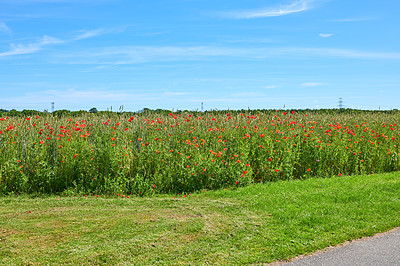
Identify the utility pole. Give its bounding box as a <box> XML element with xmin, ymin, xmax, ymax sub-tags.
<box><xmin>338</xmin><ymin>97</ymin><xmax>344</xmax><ymax>109</ymax></box>
<box><xmin>51</xmin><ymin>102</ymin><xmax>55</xmax><ymax>113</ymax></box>
<box><xmin>201</xmin><ymin>102</ymin><xmax>203</xmax><ymax>112</ymax></box>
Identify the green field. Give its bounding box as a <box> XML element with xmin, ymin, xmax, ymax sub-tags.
<box><xmin>1</xmin><ymin>109</ymin><xmax>400</xmax><ymax>195</ymax></box>
<box><xmin>1</xmin><ymin>172</ymin><xmax>400</xmax><ymax>264</ymax></box>
<box><xmin>1</xmin><ymin>110</ymin><xmax>400</xmax><ymax>263</ymax></box>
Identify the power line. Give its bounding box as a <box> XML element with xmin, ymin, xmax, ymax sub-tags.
<box><xmin>338</xmin><ymin>97</ymin><xmax>344</xmax><ymax>109</ymax></box>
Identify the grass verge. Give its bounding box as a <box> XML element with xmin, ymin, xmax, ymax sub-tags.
<box><xmin>1</xmin><ymin>172</ymin><xmax>400</xmax><ymax>264</ymax></box>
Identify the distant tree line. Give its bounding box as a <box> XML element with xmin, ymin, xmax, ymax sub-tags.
<box><xmin>0</xmin><ymin>107</ymin><xmax>399</xmax><ymax>117</ymax></box>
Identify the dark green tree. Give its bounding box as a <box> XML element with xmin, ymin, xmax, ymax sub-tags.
<box><xmin>89</xmin><ymin>107</ymin><xmax>98</xmax><ymax>113</ymax></box>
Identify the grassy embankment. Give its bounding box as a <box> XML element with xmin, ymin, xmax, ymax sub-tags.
<box><xmin>1</xmin><ymin>171</ymin><xmax>399</xmax><ymax>264</ymax></box>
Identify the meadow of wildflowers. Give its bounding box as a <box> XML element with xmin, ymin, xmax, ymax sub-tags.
<box><xmin>0</xmin><ymin>110</ymin><xmax>399</xmax><ymax>195</ymax></box>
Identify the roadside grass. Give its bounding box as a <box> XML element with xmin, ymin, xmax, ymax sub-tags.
<box><xmin>1</xmin><ymin>172</ymin><xmax>400</xmax><ymax>265</ymax></box>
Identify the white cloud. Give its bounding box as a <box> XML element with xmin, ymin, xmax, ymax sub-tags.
<box><xmin>265</xmin><ymin>85</ymin><xmax>278</xmax><ymax>89</ymax></box>
<box><xmin>59</xmin><ymin>46</ymin><xmax>243</xmax><ymax>65</ymax></box>
<box><xmin>74</xmin><ymin>29</ymin><xmax>105</xmax><ymax>40</ymax></box>
<box><xmin>74</xmin><ymin>27</ymin><xmax>124</xmax><ymax>40</ymax></box>
<box><xmin>1</xmin><ymin>0</ymin><xmax>111</xmax><ymax>3</ymax></box>
<box><xmin>0</xmin><ymin>27</ymin><xmax>123</xmax><ymax>58</ymax></box>
<box><xmin>298</xmin><ymin>47</ymin><xmax>400</xmax><ymax>59</ymax></box>
<box><xmin>0</xmin><ymin>35</ymin><xmax>63</xmax><ymax>57</ymax></box>
<box><xmin>4</xmin><ymin>35</ymin><xmax>400</xmax><ymax>61</ymax></box>
<box><xmin>319</xmin><ymin>33</ymin><xmax>333</xmax><ymax>38</ymax></box>
<box><xmin>221</xmin><ymin>0</ymin><xmax>314</xmax><ymax>19</ymax></box>
<box><xmin>224</xmin><ymin>37</ymin><xmax>281</xmax><ymax>44</ymax></box>
<box><xmin>58</xmin><ymin>45</ymin><xmax>400</xmax><ymax>66</ymax></box>
<box><xmin>81</xmin><ymin>65</ymin><xmax>118</xmax><ymax>72</ymax></box>
<box><xmin>41</xmin><ymin>35</ymin><xmax>63</xmax><ymax>45</ymax></box>
<box><xmin>301</xmin><ymin>82</ymin><xmax>325</xmax><ymax>87</ymax></box>
<box><xmin>334</xmin><ymin>17</ymin><xmax>378</xmax><ymax>22</ymax></box>
<box><xmin>164</xmin><ymin>92</ymin><xmax>189</xmax><ymax>96</ymax></box>
<box><xmin>0</xmin><ymin>22</ymin><xmax>12</xmax><ymax>34</ymax></box>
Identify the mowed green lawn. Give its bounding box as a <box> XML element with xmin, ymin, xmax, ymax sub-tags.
<box><xmin>1</xmin><ymin>172</ymin><xmax>400</xmax><ymax>265</ymax></box>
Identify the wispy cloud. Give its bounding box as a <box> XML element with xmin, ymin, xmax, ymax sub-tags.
<box><xmin>57</xmin><ymin>45</ymin><xmax>400</xmax><ymax>66</ymax></box>
<box><xmin>59</xmin><ymin>46</ymin><xmax>244</xmax><ymax>65</ymax></box>
<box><xmin>319</xmin><ymin>33</ymin><xmax>333</xmax><ymax>38</ymax></box>
<box><xmin>334</xmin><ymin>17</ymin><xmax>378</xmax><ymax>22</ymax></box>
<box><xmin>4</xmin><ymin>34</ymin><xmax>400</xmax><ymax>62</ymax></box>
<box><xmin>74</xmin><ymin>29</ymin><xmax>106</xmax><ymax>40</ymax></box>
<box><xmin>265</xmin><ymin>85</ymin><xmax>278</xmax><ymax>89</ymax></box>
<box><xmin>301</xmin><ymin>82</ymin><xmax>325</xmax><ymax>87</ymax></box>
<box><xmin>73</xmin><ymin>27</ymin><xmax>125</xmax><ymax>40</ymax></box>
<box><xmin>164</xmin><ymin>91</ymin><xmax>189</xmax><ymax>96</ymax></box>
<box><xmin>1</xmin><ymin>0</ymin><xmax>111</xmax><ymax>4</ymax></box>
<box><xmin>220</xmin><ymin>0</ymin><xmax>314</xmax><ymax>19</ymax></box>
<box><xmin>224</xmin><ymin>37</ymin><xmax>282</xmax><ymax>44</ymax></box>
<box><xmin>0</xmin><ymin>35</ymin><xmax>63</xmax><ymax>57</ymax></box>
<box><xmin>0</xmin><ymin>27</ymin><xmax>123</xmax><ymax>58</ymax></box>
<box><xmin>0</xmin><ymin>22</ymin><xmax>12</xmax><ymax>35</ymax></box>
<box><xmin>296</xmin><ymin>47</ymin><xmax>400</xmax><ymax>59</ymax></box>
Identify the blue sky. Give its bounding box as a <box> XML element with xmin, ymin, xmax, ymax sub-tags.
<box><xmin>1</xmin><ymin>0</ymin><xmax>399</xmax><ymax>111</ymax></box>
